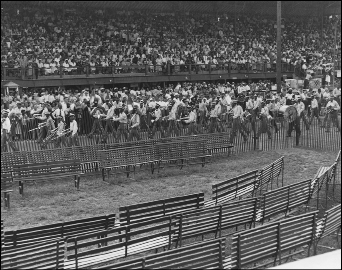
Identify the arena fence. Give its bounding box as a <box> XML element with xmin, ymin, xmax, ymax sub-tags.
<box><xmin>3</xmin><ymin>116</ymin><xmax>341</xmax><ymax>153</ymax></box>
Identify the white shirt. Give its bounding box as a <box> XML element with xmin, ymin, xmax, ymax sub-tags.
<box><xmin>56</xmin><ymin>121</ymin><xmax>65</xmax><ymax>136</ymax></box>
<box><xmin>333</xmin><ymin>88</ymin><xmax>341</xmax><ymax>97</ymax></box>
<box><xmin>154</xmin><ymin>108</ymin><xmax>162</xmax><ymax>120</ymax></box>
<box><xmin>148</xmin><ymin>101</ymin><xmax>156</xmax><ymax>109</ymax></box>
<box><xmin>232</xmin><ymin>105</ymin><xmax>244</xmax><ymax>119</ymax></box>
<box><xmin>53</xmin><ymin>108</ymin><xmax>65</xmax><ymax>121</ymax></box>
<box><xmin>326</xmin><ymin>100</ymin><xmax>340</xmax><ymax>111</ymax></box>
<box><xmin>69</xmin><ymin>120</ymin><xmax>78</xmax><ymax>135</ymax></box>
<box><xmin>60</xmin><ymin>101</ymin><xmax>67</xmax><ymax>111</ymax></box>
<box><xmin>2</xmin><ymin>117</ymin><xmax>11</xmax><ymax>133</ymax></box>
<box><xmin>260</xmin><ymin>106</ymin><xmax>269</xmax><ymax>117</ymax></box>
<box><xmin>185</xmin><ymin>111</ymin><xmax>197</xmax><ymax>123</ymax></box>
<box><xmin>48</xmin><ymin>95</ymin><xmax>55</xmax><ymax>103</ymax></box>
<box><xmin>311</xmin><ymin>98</ymin><xmax>319</xmax><ymax>109</ymax></box>
<box><xmin>224</xmin><ymin>95</ymin><xmax>232</xmax><ymax>106</ymax></box>
<box><xmin>169</xmin><ymin>104</ymin><xmax>178</xmax><ymax>120</ymax></box>
<box><xmin>215</xmin><ymin>103</ymin><xmax>222</xmax><ymax>115</ymax></box>
<box><xmin>295</xmin><ymin>101</ymin><xmax>305</xmax><ymax>115</ymax></box>
<box><xmin>286</xmin><ymin>93</ymin><xmax>293</xmax><ymax>100</ymax></box>
<box><xmin>10</xmin><ymin>107</ymin><xmax>22</xmax><ymax>116</ymax></box>
<box><xmin>253</xmin><ymin>99</ymin><xmax>261</xmax><ymax>110</ymax></box>
<box><xmin>322</xmin><ymin>91</ymin><xmax>330</xmax><ymax>99</ymax></box>
<box><xmin>246</xmin><ymin>99</ymin><xmax>254</xmax><ymax>110</ymax></box>
<box><xmin>113</xmin><ymin>112</ymin><xmax>127</xmax><ymax>123</ymax></box>
<box><xmin>106</xmin><ymin>106</ymin><xmax>116</xmax><ymax>119</ymax></box>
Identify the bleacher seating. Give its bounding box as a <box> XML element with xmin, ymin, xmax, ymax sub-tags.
<box><xmin>176</xmin><ymin>198</ymin><xmax>258</xmax><ymax>246</ymax></box>
<box><xmin>1</xmin><ymin>239</ymin><xmax>65</xmax><ymax>270</ymax></box>
<box><xmin>1</xmin><ymin>145</ymin><xmax>106</xmax><ymax>175</ymax></box>
<box><xmin>229</xmin><ymin>211</ymin><xmax>318</xmax><ymax>269</ymax></box>
<box><xmin>95</xmin><ymin>238</ymin><xmax>226</xmax><ymax>270</ymax></box>
<box><xmin>205</xmin><ymin>156</ymin><xmax>284</xmax><ymax>207</ymax></box>
<box><xmin>1</xmin><ymin>220</ymin><xmax>4</xmax><ymax>250</ymax></box>
<box><xmin>1</xmin><ymin>133</ymin><xmax>231</xmax><ymax>178</ymax></box>
<box><xmin>1</xmin><ymin>148</ymin><xmax>340</xmax><ymax>270</ymax></box>
<box><xmin>119</xmin><ymin>193</ymin><xmax>204</xmax><ymax>226</ymax></box>
<box><xmin>310</xmin><ymin>162</ymin><xmax>338</xmax><ymax>209</ymax></box>
<box><xmin>257</xmin><ymin>178</ymin><xmax>312</xmax><ymax>224</ymax></box>
<box><xmin>64</xmin><ymin>215</ymin><xmax>178</xmax><ymax>269</ymax></box>
<box><xmin>12</xmin><ymin>160</ymin><xmax>83</xmax><ymax>195</ymax></box>
<box><xmin>256</xmin><ymin>156</ymin><xmax>284</xmax><ymax>194</ymax></box>
<box><xmin>100</xmin><ymin>139</ymin><xmax>209</xmax><ymax>180</ymax></box>
<box><xmin>206</xmin><ymin>170</ymin><xmax>259</xmax><ymax>207</ymax></box>
<box><xmin>1</xmin><ymin>172</ymin><xmax>13</xmax><ymax>210</ymax></box>
<box><xmin>314</xmin><ymin>204</ymin><xmax>341</xmax><ymax>254</ymax></box>
<box><xmin>3</xmin><ymin>214</ymin><xmax>116</xmax><ymax>251</ymax></box>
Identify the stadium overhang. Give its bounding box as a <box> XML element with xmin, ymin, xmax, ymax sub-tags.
<box><xmin>1</xmin><ymin>1</ymin><xmax>340</xmax><ymax>16</ymax></box>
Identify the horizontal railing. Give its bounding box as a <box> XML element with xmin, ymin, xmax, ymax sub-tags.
<box><xmin>2</xmin><ymin>61</ymin><xmax>341</xmax><ymax>81</ymax></box>
<box><xmin>1</xmin><ymin>62</ymin><xmax>296</xmax><ymax>80</ymax></box>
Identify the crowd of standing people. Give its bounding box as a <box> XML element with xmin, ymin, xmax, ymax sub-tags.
<box><xmin>1</xmin><ymin>80</ymin><xmax>341</xmax><ymax>152</ymax></box>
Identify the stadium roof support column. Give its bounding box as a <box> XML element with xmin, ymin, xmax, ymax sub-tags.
<box><xmin>332</xmin><ymin>18</ymin><xmax>338</xmax><ymax>87</ymax></box>
<box><xmin>62</xmin><ymin>1</ymin><xmax>65</xmax><ymax>33</ymax></box>
<box><xmin>321</xmin><ymin>4</ymin><xmax>325</xmax><ymax>48</ymax></box>
<box><xmin>276</xmin><ymin>1</ymin><xmax>282</xmax><ymax>93</ymax></box>
<box><xmin>234</xmin><ymin>1</ymin><xmax>237</xmax><ymax>51</ymax></box>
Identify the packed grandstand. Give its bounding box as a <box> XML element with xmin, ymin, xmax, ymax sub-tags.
<box><xmin>1</xmin><ymin>2</ymin><xmax>341</xmax><ymax>77</ymax></box>
<box><xmin>1</xmin><ymin>2</ymin><xmax>341</xmax><ymax>270</ymax></box>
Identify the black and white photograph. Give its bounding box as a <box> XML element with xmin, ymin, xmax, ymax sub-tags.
<box><xmin>1</xmin><ymin>1</ymin><xmax>341</xmax><ymax>269</ymax></box>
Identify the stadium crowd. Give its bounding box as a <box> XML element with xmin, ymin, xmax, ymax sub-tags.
<box><xmin>1</xmin><ymin>6</ymin><xmax>341</xmax><ymax>77</ymax></box>
<box><xmin>1</xmin><ymin>80</ymin><xmax>341</xmax><ymax>151</ymax></box>
<box><xmin>1</xmin><ymin>4</ymin><xmax>341</xmax><ymax>151</ymax></box>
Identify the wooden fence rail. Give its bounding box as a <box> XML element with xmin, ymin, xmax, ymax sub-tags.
<box><xmin>2</xmin><ymin>118</ymin><xmax>341</xmax><ymax>153</ymax></box>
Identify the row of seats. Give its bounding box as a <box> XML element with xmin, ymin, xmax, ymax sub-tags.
<box><xmin>2</xmin><ymin>200</ymin><xmax>340</xmax><ymax>269</ymax></box>
<box><xmin>2</xmin><ymin>152</ymin><xmax>337</xmax><ymax>250</ymax></box>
